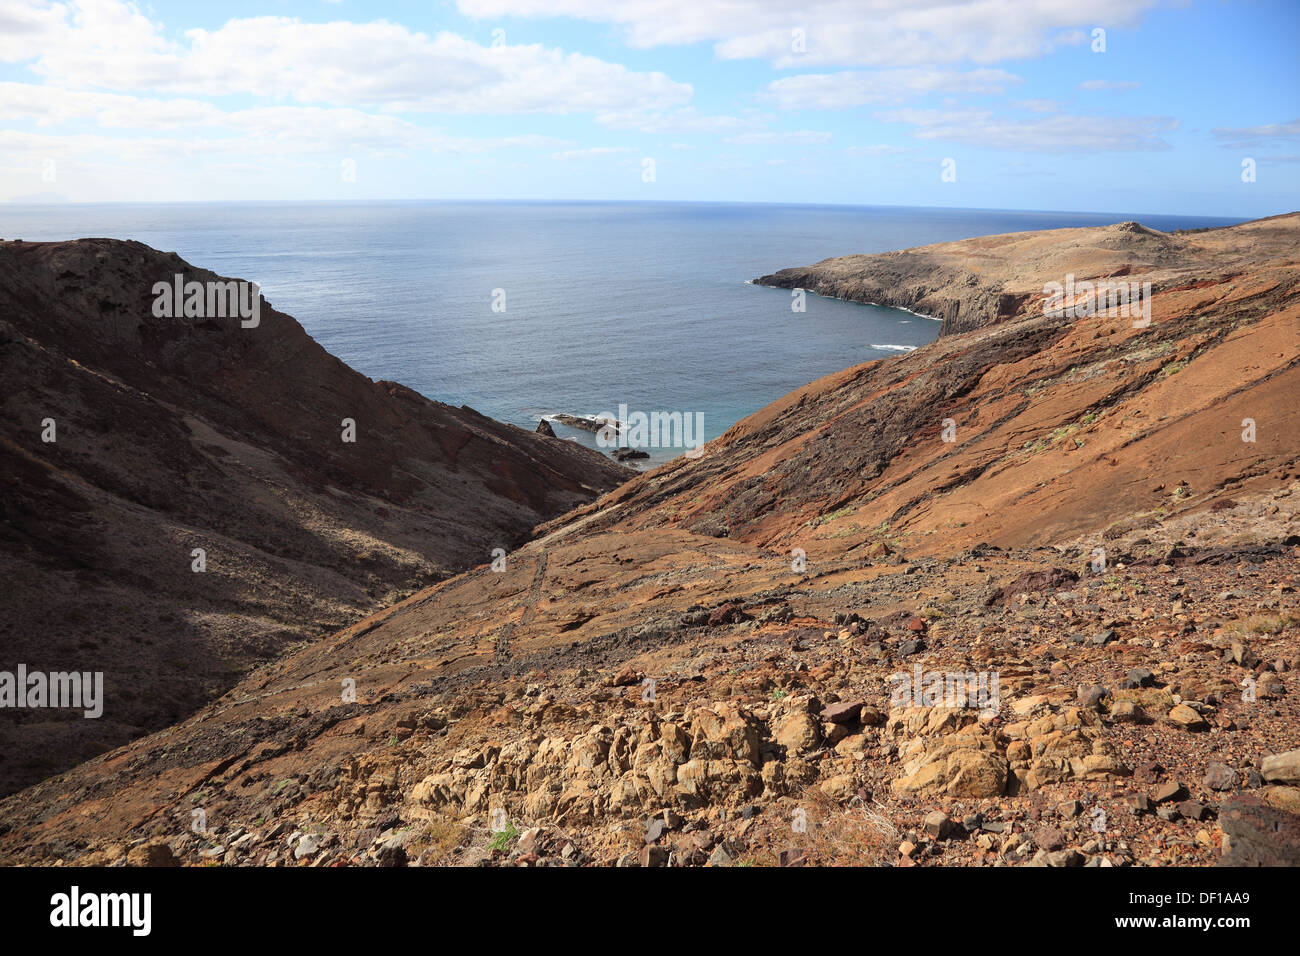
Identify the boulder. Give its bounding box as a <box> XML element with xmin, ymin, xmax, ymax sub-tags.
<box><xmin>1218</xmin><ymin>796</ymin><xmax>1300</xmax><ymax>866</ymax></box>
<box><xmin>1261</xmin><ymin>749</ymin><xmax>1300</xmax><ymax>785</ymax></box>
<box><xmin>773</xmin><ymin>711</ymin><xmax>822</xmax><ymax>756</ymax></box>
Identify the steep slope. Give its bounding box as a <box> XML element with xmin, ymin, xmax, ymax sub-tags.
<box><xmin>0</xmin><ymin>238</ymin><xmax>627</xmax><ymax>795</ymax></box>
<box><xmin>584</xmin><ymin>214</ymin><xmax>1300</xmax><ymax>554</ymax></box>
<box><xmin>2</xmin><ymin>216</ymin><xmax>1297</xmax><ymax>867</ymax></box>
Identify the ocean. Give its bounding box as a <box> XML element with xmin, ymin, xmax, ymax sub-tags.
<box><xmin>0</xmin><ymin>201</ymin><xmax>1241</xmax><ymax>464</ymax></box>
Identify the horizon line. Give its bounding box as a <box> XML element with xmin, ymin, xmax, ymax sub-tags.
<box><xmin>2</xmin><ymin>197</ymin><xmax>1277</xmax><ymax>224</ymax></box>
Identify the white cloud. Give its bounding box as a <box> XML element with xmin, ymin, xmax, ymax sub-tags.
<box><xmin>7</xmin><ymin>1</ymin><xmax>692</xmax><ymax>114</ymax></box>
<box><xmin>595</xmin><ymin>107</ymin><xmax>757</xmax><ymax>134</ymax></box>
<box><xmin>551</xmin><ymin>146</ymin><xmax>634</xmax><ymax>159</ymax></box>
<box><xmin>0</xmin><ymin>112</ymin><xmax>568</xmax><ymax>170</ymax></box>
<box><xmin>723</xmin><ymin>130</ymin><xmax>832</xmax><ymax>145</ymax></box>
<box><xmin>0</xmin><ymin>0</ymin><xmax>74</xmax><ymax>63</ymax></box>
<box><xmin>0</xmin><ymin>82</ymin><xmax>573</xmax><ymax>154</ymax></box>
<box><xmin>877</xmin><ymin>107</ymin><xmax>1179</xmax><ymax>152</ymax></box>
<box><xmin>766</xmin><ymin>68</ymin><xmax>1021</xmax><ymax>110</ymax></box>
<box><xmin>0</xmin><ymin>83</ymin><xmax>225</xmax><ymax>128</ymax></box>
<box><xmin>457</xmin><ymin>0</ymin><xmax>1159</xmax><ymax>68</ymax></box>
<box><xmin>844</xmin><ymin>144</ymin><xmax>907</xmax><ymax>156</ymax></box>
<box><xmin>1212</xmin><ymin>118</ymin><xmax>1300</xmax><ymax>148</ymax></box>
<box><xmin>1013</xmin><ymin>99</ymin><xmax>1061</xmax><ymax>113</ymax></box>
<box><xmin>1078</xmin><ymin>80</ymin><xmax>1140</xmax><ymax>91</ymax></box>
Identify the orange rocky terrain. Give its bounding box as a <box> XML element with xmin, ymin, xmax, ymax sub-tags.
<box><xmin>1</xmin><ymin>215</ymin><xmax>1297</xmax><ymax>867</ymax></box>
<box><xmin>0</xmin><ymin>238</ymin><xmax>627</xmax><ymax>795</ymax></box>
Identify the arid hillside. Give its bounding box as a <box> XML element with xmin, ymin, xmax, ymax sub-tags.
<box><xmin>2</xmin><ymin>216</ymin><xmax>1297</xmax><ymax>868</ymax></box>
<box><xmin>0</xmin><ymin>238</ymin><xmax>627</xmax><ymax>795</ymax></box>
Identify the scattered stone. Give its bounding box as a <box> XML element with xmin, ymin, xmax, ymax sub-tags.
<box><xmin>923</xmin><ymin>811</ymin><xmax>953</xmax><ymax>840</ymax></box>
<box><xmin>821</xmin><ymin>700</ymin><xmax>864</xmax><ymax>724</ymax></box>
<box><xmin>126</xmin><ymin>841</ymin><xmax>179</xmax><ymax>867</ymax></box>
<box><xmin>1261</xmin><ymin>750</ymin><xmax>1300</xmax><ymax>785</ymax></box>
<box><xmin>773</xmin><ymin>711</ymin><xmax>822</xmax><ymax>755</ymax></box>
<box><xmin>1034</xmin><ymin>826</ymin><xmax>1066</xmax><ymax>851</ymax></box>
<box><xmin>1168</xmin><ymin>704</ymin><xmax>1208</xmax><ymax>731</ymax></box>
<box><xmin>1078</xmin><ymin>685</ymin><xmax>1108</xmax><ymax>709</ymax></box>
<box><xmin>1218</xmin><ymin>797</ymin><xmax>1300</xmax><ymax>866</ymax></box>
<box><xmin>1109</xmin><ymin>700</ymin><xmax>1145</xmax><ymax>723</ymax></box>
<box><xmin>1045</xmin><ymin>849</ymin><xmax>1084</xmax><ymax>867</ymax></box>
<box><xmin>778</xmin><ymin>848</ymin><xmax>807</xmax><ymax>867</ymax></box>
<box><xmin>707</xmin><ymin>844</ymin><xmax>733</xmax><ymax>867</ymax></box>
<box><xmin>707</xmin><ymin>604</ymin><xmax>746</xmax><ymax>627</ymax></box>
<box><xmin>612</xmin><ymin>665</ymin><xmax>641</xmax><ymax>687</ymax></box>
<box><xmin>1203</xmin><ymin>763</ymin><xmax>1238</xmax><ymax>792</ymax></box>
<box><xmin>1123</xmin><ymin>668</ymin><xmax>1156</xmax><ymax>689</ymax></box>
<box><xmin>638</xmin><ymin>845</ymin><xmax>669</xmax><ymax>867</ymax></box>
<box><xmin>1152</xmin><ymin>781</ymin><xmax>1188</xmax><ymax>804</ymax></box>
<box><xmin>294</xmin><ymin>833</ymin><xmax>324</xmax><ymax>859</ymax></box>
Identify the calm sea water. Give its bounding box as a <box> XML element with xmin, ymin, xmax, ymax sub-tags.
<box><xmin>0</xmin><ymin>201</ymin><xmax>1241</xmax><ymax>463</ymax></box>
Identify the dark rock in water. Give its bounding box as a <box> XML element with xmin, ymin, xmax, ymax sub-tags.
<box><xmin>553</xmin><ymin>412</ymin><xmax>621</xmax><ymax>434</ymax></box>
<box><xmin>536</xmin><ymin>418</ymin><xmax>556</xmax><ymax>437</ymax></box>
<box><xmin>1218</xmin><ymin>796</ymin><xmax>1300</xmax><ymax>866</ymax></box>
<box><xmin>614</xmin><ymin>448</ymin><xmax>649</xmax><ymax>461</ymax></box>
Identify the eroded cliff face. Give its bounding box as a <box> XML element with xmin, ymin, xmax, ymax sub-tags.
<box><xmin>2</xmin><ymin>216</ymin><xmax>1297</xmax><ymax>868</ymax></box>
<box><xmin>0</xmin><ymin>238</ymin><xmax>627</xmax><ymax>795</ymax></box>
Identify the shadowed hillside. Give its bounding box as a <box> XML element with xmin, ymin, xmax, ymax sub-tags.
<box><xmin>0</xmin><ymin>238</ymin><xmax>627</xmax><ymax>795</ymax></box>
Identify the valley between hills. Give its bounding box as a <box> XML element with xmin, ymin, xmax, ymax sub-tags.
<box><xmin>2</xmin><ymin>214</ymin><xmax>1298</xmax><ymax>867</ymax></box>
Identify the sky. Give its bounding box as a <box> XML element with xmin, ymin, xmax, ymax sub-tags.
<box><xmin>0</xmin><ymin>0</ymin><xmax>1297</xmax><ymax>216</ymax></box>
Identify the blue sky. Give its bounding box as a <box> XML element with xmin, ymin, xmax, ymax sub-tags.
<box><xmin>0</xmin><ymin>0</ymin><xmax>1296</xmax><ymax>215</ymax></box>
